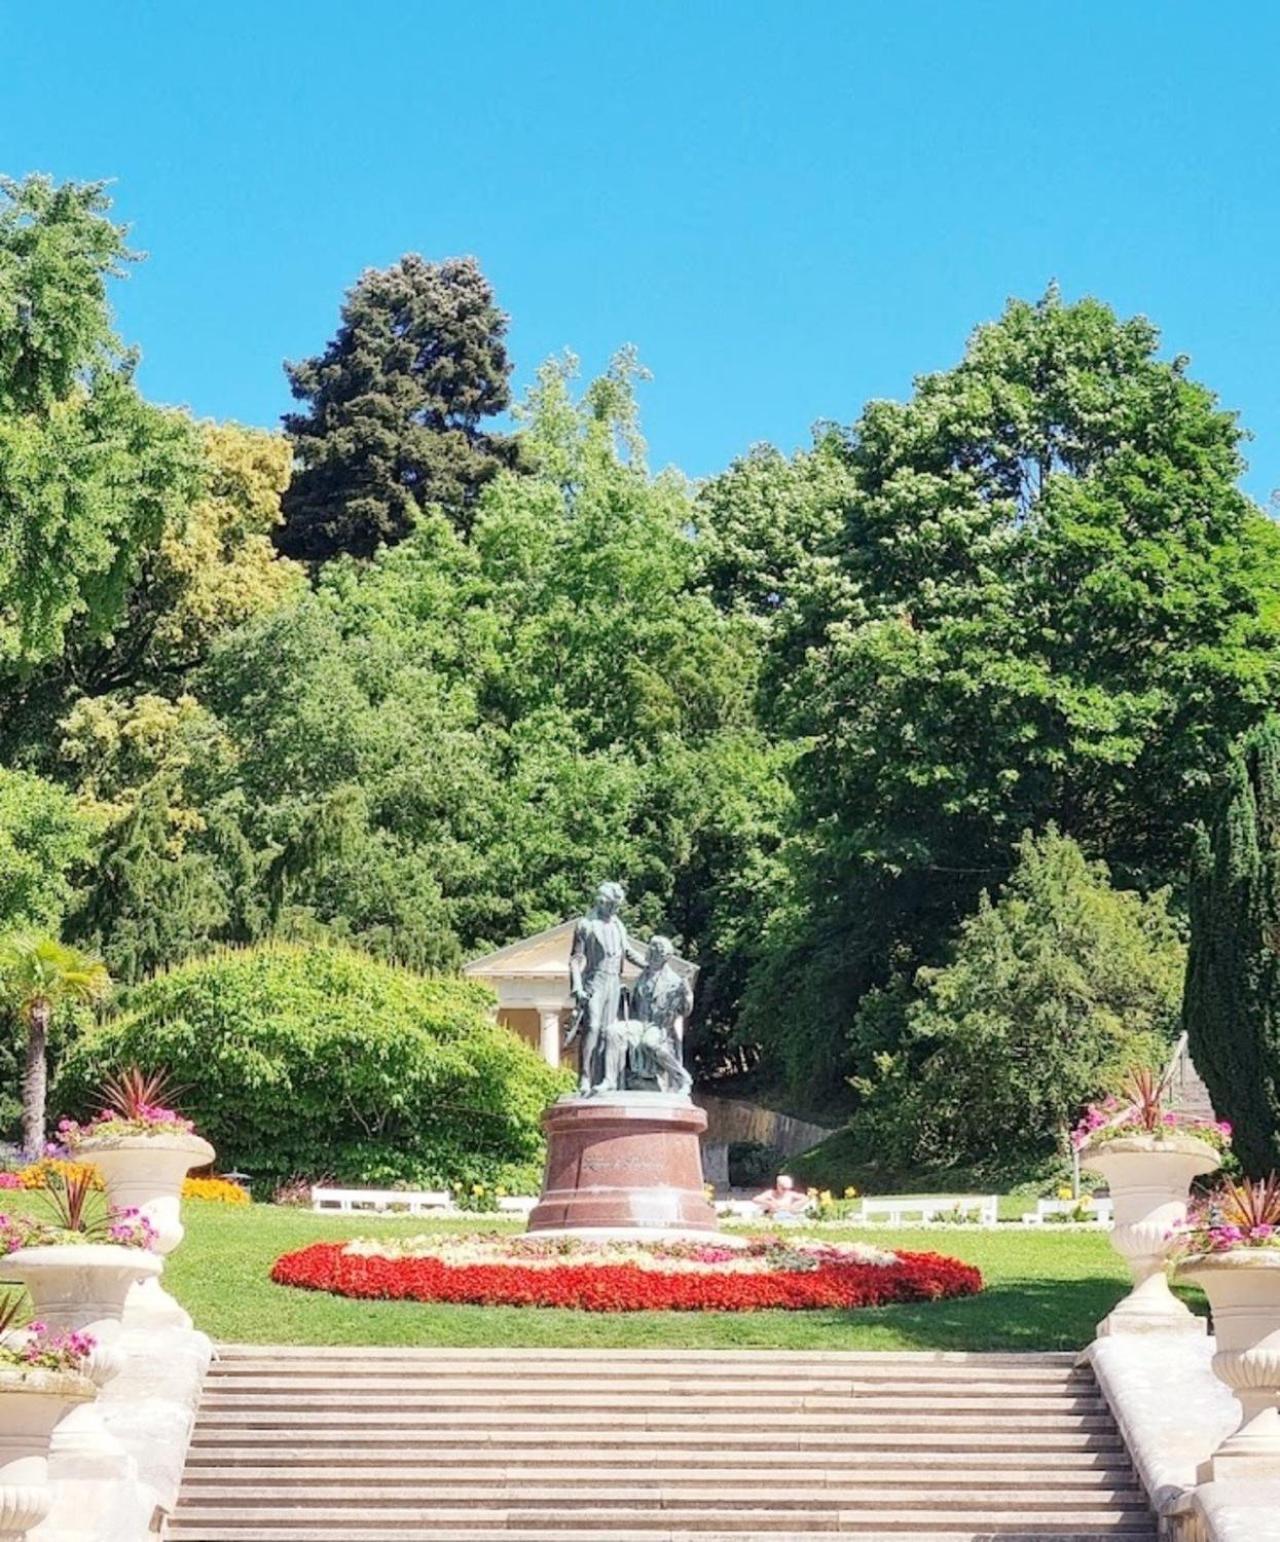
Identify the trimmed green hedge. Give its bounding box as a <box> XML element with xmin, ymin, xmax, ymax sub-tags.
<box><xmin>55</xmin><ymin>942</ymin><xmax>570</xmax><ymax>1192</ymax></box>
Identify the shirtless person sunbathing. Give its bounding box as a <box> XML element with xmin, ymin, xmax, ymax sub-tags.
<box><xmin>752</xmin><ymin>1174</ymin><xmax>811</xmax><ymax>1219</ymax></box>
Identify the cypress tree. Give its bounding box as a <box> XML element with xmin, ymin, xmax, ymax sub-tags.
<box><xmin>1185</xmin><ymin>717</ymin><xmax>1280</xmax><ymax>1176</ymax></box>
<box><xmin>277</xmin><ymin>254</ymin><xmax>516</xmax><ymax>561</ymax></box>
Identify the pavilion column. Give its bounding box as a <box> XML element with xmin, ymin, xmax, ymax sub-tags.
<box><xmin>539</xmin><ymin>1009</ymin><xmax>562</xmax><ymax>1069</ymax></box>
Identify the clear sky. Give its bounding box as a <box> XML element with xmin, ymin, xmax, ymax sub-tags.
<box><xmin>4</xmin><ymin>2</ymin><xmax>1278</xmax><ymax>502</ymax></box>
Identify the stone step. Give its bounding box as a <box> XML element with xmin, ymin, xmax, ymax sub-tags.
<box><xmin>213</xmin><ymin>1346</ymin><xmax>1080</xmax><ymax>1364</ymax></box>
<box><xmin>209</xmin><ymin>1375</ymin><xmax>1104</xmax><ymax>1400</ymax></box>
<box><xmin>198</xmin><ymin>1391</ymin><xmax>1108</xmax><ymax>1414</ymax></box>
<box><xmin>191</xmin><ymin>1409</ymin><xmax>1120</xmax><ymax>1433</ymax></box>
<box><xmin>188</xmin><ymin>1427</ymin><xmax>1127</xmax><ymax>1452</ymax></box>
<box><xmin>169</xmin><ymin>1532</ymin><xmax>1155</xmax><ymax>1542</ymax></box>
<box><xmin>184</xmin><ymin>1448</ymin><xmax>1136</xmax><ymax>1470</ymax></box>
<box><xmin>179</xmin><ymin>1481</ymin><xmax>1148</xmax><ymax>1502</ymax></box>
<box><xmin>168</xmin><ymin>1506</ymin><xmax>1156</xmax><ymax>1534</ymax></box>
<box><xmin>180</xmin><ymin>1466</ymin><xmax>1138</xmax><ymax>1489</ymax></box>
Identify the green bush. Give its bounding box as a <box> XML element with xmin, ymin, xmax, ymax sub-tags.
<box><xmin>54</xmin><ymin>942</ymin><xmax>571</xmax><ymax>1192</ymax></box>
<box><xmin>852</xmin><ymin>830</ymin><xmax>1183</xmax><ymax>1170</ymax></box>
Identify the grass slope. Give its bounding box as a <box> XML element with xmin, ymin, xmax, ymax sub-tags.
<box><xmin>159</xmin><ymin>1202</ymin><xmax>1203</xmax><ymax>1352</ymax></box>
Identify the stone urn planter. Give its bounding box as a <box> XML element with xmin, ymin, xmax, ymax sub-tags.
<box><xmin>0</xmin><ymin>1245</ymin><xmax>162</xmax><ymax>1467</ymax></box>
<box><xmin>0</xmin><ymin>1367</ymin><xmax>95</xmax><ymax>1538</ymax></box>
<box><xmin>72</xmin><ymin>1132</ymin><xmax>214</xmax><ymax>1328</ymax></box>
<box><xmin>1178</xmin><ymin>1249</ymin><xmax>1280</xmax><ymax>1480</ymax></box>
<box><xmin>1080</xmin><ymin>1132</ymin><xmax>1221</xmax><ymax>1336</ymax></box>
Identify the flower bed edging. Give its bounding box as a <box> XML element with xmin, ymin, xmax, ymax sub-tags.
<box><xmin>270</xmin><ymin>1241</ymin><xmax>982</xmax><ymax>1312</ymax></box>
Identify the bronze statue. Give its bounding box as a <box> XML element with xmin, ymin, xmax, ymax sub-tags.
<box><xmin>565</xmin><ymin>883</ymin><xmax>694</xmax><ymax>1097</ymax></box>
<box><xmin>565</xmin><ymin>881</ymin><xmax>647</xmax><ymax>1095</ymax></box>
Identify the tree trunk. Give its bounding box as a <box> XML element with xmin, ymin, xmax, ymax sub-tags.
<box><xmin>22</xmin><ymin>1001</ymin><xmax>50</xmax><ymax>1159</ymax></box>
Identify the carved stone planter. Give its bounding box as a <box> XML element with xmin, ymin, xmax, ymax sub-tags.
<box><xmin>73</xmin><ymin>1132</ymin><xmax>214</xmax><ymax>1328</ymax></box>
<box><xmin>0</xmin><ymin>1368</ymin><xmax>95</xmax><ymax>1539</ymax></box>
<box><xmin>1178</xmin><ymin>1249</ymin><xmax>1280</xmax><ymax>1480</ymax></box>
<box><xmin>1</xmin><ymin>1245</ymin><xmax>162</xmax><ymax>1468</ymax></box>
<box><xmin>1080</xmin><ymin>1133</ymin><xmax>1221</xmax><ymax>1335</ymax></box>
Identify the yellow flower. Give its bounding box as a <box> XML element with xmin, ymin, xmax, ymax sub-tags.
<box><xmin>183</xmin><ymin>1175</ymin><xmax>250</xmax><ymax>1206</ymax></box>
<box><xmin>844</xmin><ymin>1186</ymin><xmax>859</xmax><ymax>1199</ymax></box>
<box><xmin>20</xmin><ymin>1158</ymin><xmax>103</xmax><ymax>1192</ymax></box>
<box><xmin>1056</xmin><ymin>1186</ymin><xmax>1074</xmax><ymax>1202</ymax></box>
<box><xmin>820</xmin><ymin>1190</ymin><xmax>833</xmax><ymax>1203</ymax></box>
<box><xmin>472</xmin><ymin>1183</ymin><xmax>484</xmax><ymax>1195</ymax></box>
<box><xmin>495</xmin><ymin>1186</ymin><xmax>507</xmax><ymax>1198</ymax></box>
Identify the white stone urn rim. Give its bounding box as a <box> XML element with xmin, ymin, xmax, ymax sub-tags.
<box><xmin>67</xmin><ymin>1130</ymin><xmax>214</xmax><ymax>1160</ymax></box>
<box><xmin>0</xmin><ymin>1364</ymin><xmax>96</xmax><ymax>1400</ymax></box>
<box><xmin>1179</xmin><ymin>1247</ymin><xmax>1280</xmax><ymax>1274</ymax></box>
<box><xmin>1079</xmin><ymin>1131</ymin><xmax>1223</xmax><ymax>1161</ymax></box>
<box><xmin>3</xmin><ymin>1243</ymin><xmax>163</xmax><ymax>1276</ymax></box>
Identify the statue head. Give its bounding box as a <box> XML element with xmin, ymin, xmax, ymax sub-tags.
<box><xmin>645</xmin><ymin>935</ymin><xmax>675</xmax><ymax>968</ymax></box>
<box><xmin>594</xmin><ymin>880</ymin><xmax>626</xmax><ymax>917</ymax></box>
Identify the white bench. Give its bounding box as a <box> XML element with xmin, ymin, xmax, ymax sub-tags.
<box><xmin>310</xmin><ymin>1186</ymin><xmax>457</xmax><ymax>1216</ymax></box>
<box><xmin>856</xmin><ymin>1194</ymin><xmax>999</xmax><ymax>1227</ymax></box>
<box><xmin>1021</xmin><ymin>1196</ymin><xmax>1113</xmax><ymax>1226</ymax></box>
<box><xmin>497</xmin><ymin>1196</ymin><xmax>538</xmax><ymax>1217</ymax></box>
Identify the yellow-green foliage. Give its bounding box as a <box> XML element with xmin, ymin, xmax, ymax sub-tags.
<box><xmin>56</xmin><ymin>942</ymin><xmax>571</xmax><ymax>1192</ymax></box>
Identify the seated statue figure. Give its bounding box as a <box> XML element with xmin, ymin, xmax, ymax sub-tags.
<box><xmin>616</xmin><ymin>936</ymin><xmax>694</xmax><ymax>1096</ymax></box>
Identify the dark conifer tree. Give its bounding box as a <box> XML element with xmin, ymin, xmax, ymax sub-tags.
<box><xmin>277</xmin><ymin>254</ymin><xmax>515</xmax><ymax>560</ymax></box>
<box><xmin>1185</xmin><ymin>718</ymin><xmax>1280</xmax><ymax>1176</ymax></box>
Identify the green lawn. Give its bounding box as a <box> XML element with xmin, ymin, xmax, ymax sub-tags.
<box><xmin>157</xmin><ymin>1201</ymin><xmax>1204</xmax><ymax>1353</ymax></box>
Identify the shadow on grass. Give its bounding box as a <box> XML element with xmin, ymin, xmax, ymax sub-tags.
<box><xmin>848</xmin><ymin>1273</ymin><xmax>1211</xmax><ymax>1353</ymax></box>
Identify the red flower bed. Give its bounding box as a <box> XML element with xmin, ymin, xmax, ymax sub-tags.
<box><xmin>270</xmin><ymin>1242</ymin><xmax>982</xmax><ymax>1312</ymax></box>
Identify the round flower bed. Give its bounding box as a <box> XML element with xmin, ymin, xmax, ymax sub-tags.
<box><xmin>271</xmin><ymin>1234</ymin><xmax>982</xmax><ymax>1312</ymax></box>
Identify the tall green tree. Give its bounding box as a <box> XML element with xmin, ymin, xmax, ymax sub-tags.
<box><xmin>0</xmin><ymin>176</ymin><xmax>201</xmax><ymax>665</ymax></box>
<box><xmin>0</xmin><ymin>934</ymin><xmax>109</xmax><ymax>1154</ymax></box>
<box><xmin>277</xmin><ymin>254</ymin><xmax>516</xmax><ymax>560</ymax></box>
<box><xmin>740</xmin><ymin>288</ymin><xmax>1280</xmax><ymax>1096</ymax></box>
<box><xmin>180</xmin><ymin>354</ymin><xmax>786</xmax><ymax>1055</ymax></box>
<box><xmin>856</xmin><ymin>830</ymin><xmax>1183</xmax><ymax>1170</ymax></box>
<box><xmin>1185</xmin><ymin>718</ymin><xmax>1280</xmax><ymax>1176</ymax></box>
<box><xmin>0</xmin><ymin>768</ymin><xmax>95</xmax><ymax>934</ymax></box>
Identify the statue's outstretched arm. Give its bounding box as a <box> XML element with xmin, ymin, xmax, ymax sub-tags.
<box><xmin>623</xmin><ymin>926</ymin><xmax>648</xmax><ymax>968</ymax></box>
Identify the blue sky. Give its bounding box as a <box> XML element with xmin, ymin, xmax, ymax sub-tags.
<box><xmin>4</xmin><ymin>3</ymin><xmax>1278</xmax><ymax>501</ymax></box>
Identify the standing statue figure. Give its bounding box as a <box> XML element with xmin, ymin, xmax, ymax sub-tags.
<box><xmin>627</xmin><ymin>936</ymin><xmax>694</xmax><ymax>1095</ymax></box>
<box><xmin>565</xmin><ymin>881</ymin><xmax>647</xmax><ymax>1095</ymax></box>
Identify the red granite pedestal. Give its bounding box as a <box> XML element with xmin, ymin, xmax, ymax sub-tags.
<box><xmin>527</xmin><ymin>1093</ymin><xmax>724</xmax><ymax>1240</ymax></box>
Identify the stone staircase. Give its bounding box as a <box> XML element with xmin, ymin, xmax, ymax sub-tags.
<box><xmin>170</xmin><ymin>1346</ymin><xmax>1156</xmax><ymax>1540</ymax></box>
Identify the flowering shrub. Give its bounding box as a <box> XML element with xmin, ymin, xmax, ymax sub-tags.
<box><xmin>0</xmin><ymin>1294</ymin><xmax>95</xmax><ymax>1375</ymax></box>
<box><xmin>931</xmin><ymin>1205</ymin><xmax>988</xmax><ymax>1226</ymax></box>
<box><xmin>0</xmin><ymin>1207</ymin><xmax>156</xmax><ymax>1253</ymax></box>
<box><xmin>272</xmin><ymin>1177</ymin><xmax>315</xmax><ymax>1208</ymax></box>
<box><xmin>450</xmin><ymin>1182</ymin><xmax>502</xmax><ymax>1214</ymax></box>
<box><xmin>271</xmin><ymin>1235</ymin><xmax>982</xmax><ymax>1312</ymax></box>
<box><xmin>1043</xmin><ymin>1192</ymin><xmax>1100</xmax><ymax>1224</ymax></box>
<box><xmin>338</xmin><ymin>1233</ymin><xmax>900</xmax><ymax>1272</ymax></box>
<box><xmin>808</xmin><ymin>1188</ymin><xmax>863</xmax><ymax>1221</ymax></box>
<box><xmin>58</xmin><ymin>1066</ymin><xmax>194</xmax><ymax>1147</ymax></box>
<box><xmin>0</xmin><ymin>1171</ymin><xmax>157</xmax><ymax>1253</ymax></box>
<box><xmin>13</xmin><ymin>1158</ymin><xmax>103</xmax><ymax>1192</ymax></box>
<box><xmin>1073</xmin><ymin>1067</ymin><xmax>1232</xmax><ymax>1154</ymax></box>
<box><xmin>182</xmin><ymin>1175</ymin><xmax>250</xmax><ymax>1205</ymax></box>
<box><xmin>1172</xmin><ymin>1176</ymin><xmax>1280</xmax><ymax>1258</ymax></box>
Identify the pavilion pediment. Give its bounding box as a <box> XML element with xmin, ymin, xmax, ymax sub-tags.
<box><xmin>463</xmin><ymin>920</ymin><xmax>695</xmax><ymax>986</ymax></box>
